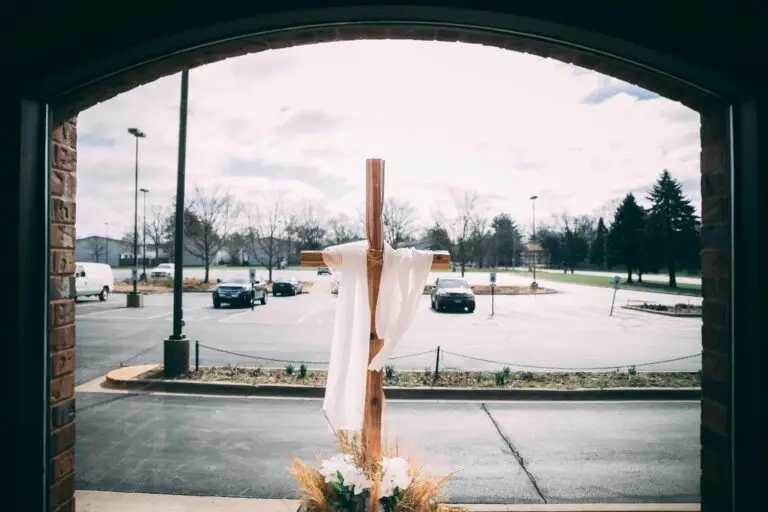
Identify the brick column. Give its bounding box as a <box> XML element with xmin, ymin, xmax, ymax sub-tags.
<box><xmin>699</xmin><ymin>108</ymin><xmax>732</xmax><ymax>512</ymax></box>
<box><xmin>49</xmin><ymin>118</ymin><xmax>78</xmax><ymax>512</ymax></box>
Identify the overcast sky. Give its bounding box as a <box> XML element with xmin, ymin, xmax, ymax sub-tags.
<box><xmin>76</xmin><ymin>40</ymin><xmax>700</xmax><ymax>240</ymax></box>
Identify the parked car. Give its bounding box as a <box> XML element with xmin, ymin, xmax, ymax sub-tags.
<box><xmin>317</xmin><ymin>267</ymin><xmax>331</xmax><ymax>275</ymax></box>
<box><xmin>151</xmin><ymin>263</ymin><xmax>174</xmax><ymax>279</ymax></box>
<box><xmin>212</xmin><ymin>277</ymin><xmax>267</xmax><ymax>308</ymax></box>
<box><xmin>430</xmin><ymin>277</ymin><xmax>476</xmax><ymax>313</ymax></box>
<box><xmin>74</xmin><ymin>262</ymin><xmax>114</xmax><ymax>301</ymax></box>
<box><xmin>272</xmin><ymin>277</ymin><xmax>304</xmax><ymax>296</ymax></box>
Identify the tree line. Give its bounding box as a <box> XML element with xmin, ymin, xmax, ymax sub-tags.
<box><xmin>116</xmin><ymin>169</ymin><xmax>699</xmax><ymax>287</ymax></box>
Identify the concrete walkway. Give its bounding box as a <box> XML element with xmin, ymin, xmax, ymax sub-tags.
<box><xmin>75</xmin><ymin>491</ymin><xmax>700</xmax><ymax>512</ymax></box>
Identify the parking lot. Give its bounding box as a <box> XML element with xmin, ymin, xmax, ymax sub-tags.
<box><xmin>75</xmin><ymin>273</ymin><xmax>702</xmax><ymax>385</ymax></box>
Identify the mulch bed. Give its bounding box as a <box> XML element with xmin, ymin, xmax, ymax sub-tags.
<box><xmin>623</xmin><ymin>302</ymin><xmax>702</xmax><ymax>317</ymax></box>
<box><xmin>167</xmin><ymin>366</ymin><xmax>701</xmax><ymax>389</ymax></box>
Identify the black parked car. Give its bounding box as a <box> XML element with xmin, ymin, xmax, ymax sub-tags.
<box><xmin>272</xmin><ymin>277</ymin><xmax>304</xmax><ymax>296</ymax></box>
<box><xmin>213</xmin><ymin>277</ymin><xmax>267</xmax><ymax>308</ymax></box>
<box><xmin>317</xmin><ymin>267</ymin><xmax>331</xmax><ymax>275</ymax></box>
<box><xmin>430</xmin><ymin>277</ymin><xmax>476</xmax><ymax>313</ymax></box>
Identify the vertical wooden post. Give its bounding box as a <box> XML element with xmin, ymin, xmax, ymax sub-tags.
<box><xmin>362</xmin><ymin>158</ymin><xmax>385</xmax><ymax>500</ymax></box>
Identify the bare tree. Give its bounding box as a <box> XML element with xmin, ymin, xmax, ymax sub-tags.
<box><xmin>247</xmin><ymin>196</ymin><xmax>287</xmax><ymax>283</ymax></box>
<box><xmin>447</xmin><ymin>190</ymin><xmax>482</xmax><ymax>276</ymax></box>
<box><xmin>146</xmin><ymin>205</ymin><xmax>168</xmax><ymax>264</ymax></box>
<box><xmin>295</xmin><ymin>201</ymin><xmax>327</xmax><ymax>251</ymax></box>
<box><xmin>327</xmin><ymin>214</ymin><xmax>362</xmax><ymax>245</ymax></box>
<box><xmin>283</xmin><ymin>210</ymin><xmax>299</xmax><ymax>267</ymax></box>
<box><xmin>223</xmin><ymin>231</ymin><xmax>249</xmax><ymax>266</ymax></box>
<box><xmin>382</xmin><ymin>198</ymin><xmax>417</xmax><ymax>248</ymax></box>
<box><xmin>86</xmin><ymin>237</ymin><xmax>106</xmax><ymax>263</ymax></box>
<box><xmin>184</xmin><ymin>186</ymin><xmax>239</xmax><ymax>283</ymax></box>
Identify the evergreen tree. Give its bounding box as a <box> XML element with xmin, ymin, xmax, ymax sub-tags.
<box><xmin>589</xmin><ymin>217</ymin><xmax>608</xmax><ymax>269</ymax></box>
<box><xmin>646</xmin><ymin>169</ymin><xmax>700</xmax><ymax>287</ymax></box>
<box><xmin>607</xmin><ymin>193</ymin><xmax>646</xmax><ymax>283</ymax></box>
<box><xmin>491</xmin><ymin>213</ymin><xmax>522</xmax><ymax>267</ymax></box>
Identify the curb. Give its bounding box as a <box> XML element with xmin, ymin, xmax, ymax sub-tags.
<box><xmin>621</xmin><ymin>305</ymin><xmax>702</xmax><ymax>318</ymax></box>
<box><xmin>105</xmin><ymin>367</ymin><xmax>701</xmax><ymax>401</ymax></box>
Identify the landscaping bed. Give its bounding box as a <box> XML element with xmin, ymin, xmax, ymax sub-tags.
<box><xmin>161</xmin><ymin>365</ymin><xmax>701</xmax><ymax>389</ymax></box>
<box><xmin>114</xmin><ymin>278</ymin><xmax>314</xmax><ymax>294</ymax></box>
<box><xmin>622</xmin><ymin>302</ymin><xmax>702</xmax><ymax>317</ymax></box>
<box><xmin>422</xmin><ymin>284</ymin><xmax>556</xmax><ymax>295</ymax></box>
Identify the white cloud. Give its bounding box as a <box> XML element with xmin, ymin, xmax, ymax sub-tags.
<box><xmin>76</xmin><ymin>40</ymin><xmax>700</xmax><ymax>239</ymax></box>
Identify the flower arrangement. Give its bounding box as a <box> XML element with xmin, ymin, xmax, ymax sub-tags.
<box><xmin>291</xmin><ymin>431</ymin><xmax>460</xmax><ymax>512</ymax></box>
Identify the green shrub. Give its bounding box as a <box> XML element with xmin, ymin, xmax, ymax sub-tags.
<box><xmin>285</xmin><ymin>364</ymin><xmax>295</xmax><ymax>376</ymax></box>
<box><xmin>502</xmin><ymin>366</ymin><xmax>512</xmax><ymax>378</ymax></box>
<box><xmin>628</xmin><ymin>365</ymin><xmax>637</xmax><ymax>376</ymax></box>
<box><xmin>298</xmin><ymin>363</ymin><xmax>307</xmax><ymax>378</ymax></box>
<box><xmin>494</xmin><ymin>372</ymin><xmax>506</xmax><ymax>386</ymax></box>
<box><xmin>385</xmin><ymin>364</ymin><xmax>396</xmax><ymax>380</ymax></box>
<box><xmin>475</xmin><ymin>373</ymin><xmax>486</xmax><ymax>384</ymax></box>
<box><xmin>519</xmin><ymin>371</ymin><xmax>535</xmax><ymax>381</ymax></box>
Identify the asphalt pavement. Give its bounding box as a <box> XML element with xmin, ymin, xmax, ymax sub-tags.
<box><xmin>75</xmin><ymin>393</ymin><xmax>700</xmax><ymax>503</ymax></box>
<box><xmin>75</xmin><ymin>274</ymin><xmax>701</xmax><ymax>385</ymax></box>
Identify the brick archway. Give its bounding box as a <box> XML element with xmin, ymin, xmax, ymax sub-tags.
<box><xmin>13</xmin><ymin>4</ymin><xmax>755</xmax><ymax>512</ymax></box>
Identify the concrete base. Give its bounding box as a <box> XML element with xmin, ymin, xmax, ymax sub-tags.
<box><xmin>125</xmin><ymin>293</ymin><xmax>144</xmax><ymax>308</ymax></box>
<box><xmin>164</xmin><ymin>336</ymin><xmax>190</xmax><ymax>377</ymax></box>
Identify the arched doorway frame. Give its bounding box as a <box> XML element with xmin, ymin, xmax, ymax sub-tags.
<box><xmin>14</xmin><ymin>6</ymin><xmax>761</xmax><ymax>512</ymax></box>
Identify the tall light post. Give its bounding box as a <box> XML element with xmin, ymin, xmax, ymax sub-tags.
<box><xmin>127</xmin><ymin>127</ymin><xmax>146</xmax><ymax>307</ymax></box>
<box><xmin>104</xmin><ymin>222</ymin><xmax>109</xmax><ymax>266</ymax></box>
<box><xmin>140</xmin><ymin>188</ymin><xmax>149</xmax><ymax>280</ymax></box>
<box><xmin>530</xmin><ymin>195</ymin><xmax>539</xmax><ymax>287</ymax></box>
<box><xmin>166</xmin><ymin>69</ymin><xmax>191</xmax><ymax>378</ymax></box>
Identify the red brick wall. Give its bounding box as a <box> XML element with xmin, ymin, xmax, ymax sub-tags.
<box><xmin>49</xmin><ymin>118</ymin><xmax>78</xmax><ymax>512</ymax></box>
<box><xmin>699</xmin><ymin>106</ymin><xmax>732</xmax><ymax>512</ymax></box>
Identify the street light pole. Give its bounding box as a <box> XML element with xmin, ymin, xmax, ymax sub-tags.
<box><xmin>530</xmin><ymin>195</ymin><xmax>539</xmax><ymax>287</ymax></box>
<box><xmin>165</xmin><ymin>69</ymin><xmax>191</xmax><ymax>378</ymax></box>
<box><xmin>140</xmin><ymin>188</ymin><xmax>149</xmax><ymax>279</ymax></box>
<box><xmin>128</xmin><ymin>127</ymin><xmax>146</xmax><ymax>307</ymax></box>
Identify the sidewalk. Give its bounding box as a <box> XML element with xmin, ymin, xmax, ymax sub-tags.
<box><xmin>76</xmin><ymin>491</ymin><xmax>700</xmax><ymax>512</ymax></box>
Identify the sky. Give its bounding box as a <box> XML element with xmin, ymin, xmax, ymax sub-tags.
<box><xmin>76</xmin><ymin>40</ymin><xmax>701</xmax><ymax>240</ymax></box>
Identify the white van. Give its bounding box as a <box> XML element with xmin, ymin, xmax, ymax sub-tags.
<box><xmin>74</xmin><ymin>262</ymin><xmax>115</xmax><ymax>301</ymax></box>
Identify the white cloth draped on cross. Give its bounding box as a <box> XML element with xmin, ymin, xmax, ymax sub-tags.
<box><xmin>322</xmin><ymin>240</ymin><xmax>434</xmax><ymax>431</ymax></box>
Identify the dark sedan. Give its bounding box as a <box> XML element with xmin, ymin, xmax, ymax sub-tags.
<box><xmin>212</xmin><ymin>277</ymin><xmax>267</xmax><ymax>308</ymax></box>
<box><xmin>272</xmin><ymin>277</ymin><xmax>304</xmax><ymax>296</ymax></box>
<box><xmin>430</xmin><ymin>277</ymin><xmax>476</xmax><ymax>313</ymax></box>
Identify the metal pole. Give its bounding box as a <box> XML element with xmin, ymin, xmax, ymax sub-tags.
<box><xmin>491</xmin><ymin>284</ymin><xmax>495</xmax><ymax>317</ymax></box>
<box><xmin>532</xmin><ymin>198</ymin><xmax>537</xmax><ymax>283</ymax></box>
<box><xmin>142</xmin><ymin>190</ymin><xmax>148</xmax><ymax>278</ymax></box>
<box><xmin>105</xmin><ymin>222</ymin><xmax>109</xmax><ymax>266</ymax></box>
<box><xmin>610</xmin><ymin>288</ymin><xmax>618</xmax><ymax>316</ymax></box>
<box><xmin>172</xmin><ymin>70</ymin><xmax>189</xmax><ymax>339</ymax></box>
<box><xmin>133</xmin><ymin>136</ymin><xmax>139</xmax><ymax>294</ymax></box>
<box><xmin>433</xmin><ymin>346</ymin><xmax>441</xmax><ymax>383</ymax></box>
<box><xmin>195</xmin><ymin>340</ymin><xmax>199</xmax><ymax>372</ymax></box>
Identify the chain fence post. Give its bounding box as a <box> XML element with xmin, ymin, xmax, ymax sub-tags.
<box><xmin>433</xmin><ymin>346</ymin><xmax>441</xmax><ymax>383</ymax></box>
<box><xmin>195</xmin><ymin>340</ymin><xmax>199</xmax><ymax>372</ymax></box>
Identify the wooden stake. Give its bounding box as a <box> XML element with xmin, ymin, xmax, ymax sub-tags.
<box><xmin>362</xmin><ymin>158</ymin><xmax>385</xmax><ymax>472</ymax></box>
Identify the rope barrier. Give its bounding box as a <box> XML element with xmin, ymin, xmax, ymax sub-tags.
<box><xmin>440</xmin><ymin>350</ymin><xmax>701</xmax><ymax>371</ymax></box>
<box><xmin>195</xmin><ymin>342</ymin><xmax>700</xmax><ymax>372</ymax></box>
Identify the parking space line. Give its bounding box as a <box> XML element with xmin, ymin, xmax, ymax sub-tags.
<box><xmin>218</xmin><ymin>310</ymin><xmax>256</xmax><ymax>324</ymax></box>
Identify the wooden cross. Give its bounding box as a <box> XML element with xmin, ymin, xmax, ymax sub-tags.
<box><xmin>300</xmin><ymin>158</ymin><xmax>450</xmax><ymax>470</ymax></box>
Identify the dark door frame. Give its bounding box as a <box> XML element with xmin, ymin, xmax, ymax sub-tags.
<box><xmin>9</xmin><ymin>9</ymin><xmax>764</xmax><ymax>511</ymax></box>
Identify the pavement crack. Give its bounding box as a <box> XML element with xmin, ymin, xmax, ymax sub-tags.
<box><xmin>481</xmin><ymin>403</ymin><xmax>548</xmax><ymax>503</ymax></box>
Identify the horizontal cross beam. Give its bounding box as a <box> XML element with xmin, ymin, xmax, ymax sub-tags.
<box><xmin>299</xmin><ymin>249</ymin><xmax>451</xmax><ymax>270</ymax></box>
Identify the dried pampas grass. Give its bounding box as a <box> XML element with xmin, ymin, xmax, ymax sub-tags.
<box><xmin>290</xmin><ymin>430</ymin><xmax>463</xmax><ymax>512</ymax></box>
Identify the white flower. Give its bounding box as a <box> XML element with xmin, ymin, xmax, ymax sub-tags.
<box><xmin>319</xmin><ymin>454</ymin><xmax>371</xmax><ymax>495</ymax></box>
<box><xmin>343</xmin><ymin>467</ymin><xmax>371</xmax><ymax>495</ymax></box>
<box><xmin>320</xmin><ymin>454</ymin><xmax>355</xmax><ymax>484</ymax></box>
<box><xmin>380</xmin><ymin>457</ymin><xmax>411</xmax><ymax>496</ymax></box>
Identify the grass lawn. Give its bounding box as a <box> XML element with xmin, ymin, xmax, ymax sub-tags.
<box><xmin>173</xmin><ymin>366</ymin><xmax>701</xmax><ymax>389</ymax></box>
<box><xmin>510</xmin><ymin>270</ymin><xmax>701</xmax><ymax>297</ymax></box>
